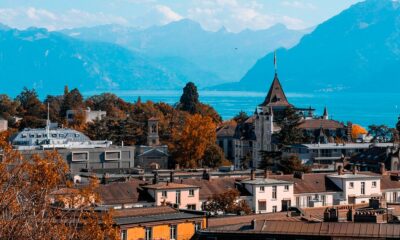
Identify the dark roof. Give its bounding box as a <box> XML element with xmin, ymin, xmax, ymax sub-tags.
<box><xmin>269</xmin><ymin>173</ymin><xmax>342</xmax><ymax>194</ymax></box>
<box><xmin>298</xmin><ymin>119</ymin><xmax>345</xmax><ymax>130</ymax></box>
<box><xmin>350</xmin><ymin>146</ymin><xmax>392</xmax><ymax>166</ymax></box>
<box><xmin>142</xmin><ymin>182</ymin><xmax>199</xmax><ymax>190</ymax></box>
<box><xmin>96</xmin><ymin>180</ymin><xmax>152</xmax><ymax>205</ymax></box>
<box><xmin>216</xmin><ymin>121</ymin><xmax>237</xmax><ymax>138</ymax></box>
<box><xmin>113</xmin><ymin>206</ymin><xmax>203</xmax><ymax>226</ymax></box>
<box><xmin>181</xmin><ymin>178</ymin><xmax>249</xmax><ymax>200</ymax></box>
<box><xmin>259</xmin><ymin>73</ymin><xmax>291</xmax><ymax>108</ymax></box>
<box><xmin>205</xmin><ymin>220</ymin><xmax>400</xmax><ymax>238</ymax></box>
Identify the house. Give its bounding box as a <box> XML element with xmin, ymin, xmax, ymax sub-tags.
<box><xmin>142</xmin><ymin>182</ymin><xmax>200</xmax><ymax>210</ymax></box>
<box><xmin>350</xmin><ymin>145</ymin><xmax>400</xmax><ymax>171</ymax></box>
<box><xmin>114</xmin><ymin>206</ymin><xmax>206</xmax><ymax>240</ymax></box>
<box><xmin>66</xmin><ymin>108</ymin><xmax>106</xmax><ymax>123</ymax></box>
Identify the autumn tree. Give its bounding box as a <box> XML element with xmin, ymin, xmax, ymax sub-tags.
<box><xmin>169</xmin><ymin>114</ymin><xmax>216</xmax><ymax>168</ymax></box>
<box><xmin>44</xmin><ymin>95</ymin><xmax>64</xmax><ymax>124</ymax></box>
<box><xmin>15</xmin><ymin>88</ymin><xmax>46</xmax><ymax>129</ymax></box>
<box><xmin>0</xmin><ymin>132</ymin><xmax>119</xmax><ymax>239</ymax></box>
<box><xmin>276</xmin><ymin>107</ymin><xmax>304</xmax><ymax>148</ymax></box>
<box><xmin>202</xmin><ymin>144</ymin><xmax>229</xmax><ymax>168</ymax></box>
<box><xmin>61</xmin><ymin>88</ymin><xmax>84</xmax><ymax>118</ymax></box>
<box><xmin>85</xmin><ymin>93</ymin><xmax>132</xmax><ymax>119</ymax></box>
<box><xmin>351</xmin><ymin>124</ymin><xmax>368</xmax><ymax>140</ymax></box>
<box><xmin>204</xmin><ymin>189</ymin><xmax>252</xmax><ymax>215</ymax></box>
<box><xmin>0</xmin><ymin>94</ymin><xmax>19</xmax><ymax>126</ymax></box>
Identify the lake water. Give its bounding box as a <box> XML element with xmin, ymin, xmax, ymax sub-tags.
<box><xmin>84</xmin><ymin>90</ymin><xmax>400</xmax><ymax>128</ymax></box>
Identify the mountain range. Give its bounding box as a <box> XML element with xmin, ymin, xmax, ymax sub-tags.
<box><xmin>215</xmin><ymin>0</ymin><xmax>400</xmax><ymax>93</ymax></box>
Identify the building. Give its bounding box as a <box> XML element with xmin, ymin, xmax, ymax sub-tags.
<box><xmin>350</xmin><ymin>145</ymin><xmax>400</xmax><ymax>171</ymax></box>
<box><xmin>66</xmin><ymin>108</ymin><xmax>106</xmax><ymax>123</ymax></box>
<box><xmin>113</xmin><ymin>206</ymin><xmax>206</xmax><ymax>240</ymax></box>
<box><xmin>216</xmin><ymin>121</ymin><xmax>236</xmax><ymax>161</ymax></box>
<box><xmin>136</xmin><ymin>118</ymin><xmax>169</xmax><ymax>170</ymax></box>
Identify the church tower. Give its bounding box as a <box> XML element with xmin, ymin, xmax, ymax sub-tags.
<box><xmin>147</xmin><ymin>117</ymin><xmax>160</xmax><ymax>146</ymax></box>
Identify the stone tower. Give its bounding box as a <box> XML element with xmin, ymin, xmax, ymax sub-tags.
<box><xmin>147</xmin><ymin>117</ymin><xmax>160</xmax><ymax>146</ymax></box>
<box><xmin>253</xmin><ymin>106</ymin><xmax>274</xmax><ymax>168</ymax></box>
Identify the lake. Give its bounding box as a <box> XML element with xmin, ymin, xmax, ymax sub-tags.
<box><xmin>84</xmin><ymin>90</ymin><xmax>400</xmax><ymax>128</ymax></box>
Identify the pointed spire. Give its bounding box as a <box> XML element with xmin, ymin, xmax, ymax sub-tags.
<box><xmin>260</xmin><ymin>73</ymin><xmax>290</xmax><ymax>107</ymax></box>
<box><xmin>323</xmin><ymin>107</ymin><xmax>329</xmax><ymax>120</ymax></box>
<box><xmin>274</xmin><ymin>50</ymin><xmax>277</xmax><ymax>74</ymax></box>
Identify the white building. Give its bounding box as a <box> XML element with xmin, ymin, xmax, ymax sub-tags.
<box><xmin>66</xmin><ymin>108</ymin><xmax>106</xmax><ymax>123</ymax></box>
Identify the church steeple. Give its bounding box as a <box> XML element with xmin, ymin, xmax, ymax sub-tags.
<box><xmin>323</xmin><ymin>107</ymin><xmax>329</xmax><ymax>120</ymax></box>
<box><xmin>260</xmin><ymin>51</ymin><xmax>290</xmax><ymax>108</ymax></box>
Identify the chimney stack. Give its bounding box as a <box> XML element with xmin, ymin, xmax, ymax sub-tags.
<box><xmin>380</xmin><ymin>163</ymin><xmax>386</xmax><ymax>175</ymax></box>
<box><xmin>293</xmin><ymin>171</ymin><xmax>304</xmax><ymax>180</ymax></box>
<box><xmin>251</xmin><ymin>170</ymin><xmax>256</xmax><ymax>180</ymax></box>
<box><xmin>202</xmin><ymin>169</ymin><xmax>210</xmax><ymax>181</ymax></box>
<box><xmin>153</xmin><ymin>172</ymin><xmax>159</xmax><ymax>184</ymax></box>
<box><xmin>170</xmin><ymin>171</ymin><xmax>175</xmax><ymax>182</ymax></box>
<box><xmin>352</xmin><ymin>165</ymin><xmax>358</xmax><ymax>175</ymax></box>
<box><xmin>251</xmin><ymin>219</ymin><xmax>257</xmax><ymax>230</ymax></box>
<box><xmin>264</xmin><ymin>169</ymin><xmax>269</xmax><ymax>179</ymax></box>
<box><xmin>338</xmin><ymin>165</ymin><xmax>344</xmax><ymax>175</ymax></box>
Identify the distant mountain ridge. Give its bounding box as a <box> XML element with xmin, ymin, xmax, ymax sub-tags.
<box><xmin>214</xmin><ymin>0</ymin><xmax>400</xmax><ymax>93</ymax></box>
<box><xmin>61</xmin><ymin>19</ymin><xmax>307</xmax><ymax>83</ymax></box>
<box><xmin>0</xmin><ymin>26</ymin><xmax>187</xmax><ymax>96</ymax></box>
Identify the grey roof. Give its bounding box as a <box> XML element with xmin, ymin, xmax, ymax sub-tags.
<box><xmin>115</xmin><ymin>212</ymin><xmax>202</xmax><ymax>225</ymax></box>
<box><xmin>327</xmin><ymin>173</ymin><xmax>381</xmax><ymax>180</ymax></box>
<box><xmin>241</xmin><ymin>178</ymin><xmax>292</xmax><ymax>185</ymax></box>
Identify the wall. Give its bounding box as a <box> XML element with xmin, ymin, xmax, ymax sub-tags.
<box><xmin>247</xmin><ymin>183</ymin><xmax>294</xmax><ymax>213</ymax></box>
<box><xmin>154</xmin><ymin>188</ymin><xmax>200</xmax><ymax>210</ymax></box>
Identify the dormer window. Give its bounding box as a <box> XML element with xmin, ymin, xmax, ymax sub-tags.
<box><xmin>260</xmin><ymin>186</ymin><xmax>265</xmax><ymax>192</ymax></box>
<box><xmin>372</xmin><ymin>181</ymin><xmax>377</xmax><ymax>188</ymax></box>
<box><xmin>349</xmin><ymin>182</ymin><xmax>354</xmax><ymax>189</ymax></box>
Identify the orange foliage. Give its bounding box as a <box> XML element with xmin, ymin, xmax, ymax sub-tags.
<box><xmin>169</xmin><ymin>114</ymin><xmax>216</xmax><ymax>168</ymax></box>
<box><xmin>352</xmin><ymin>124</ymin><xmax>368</xmax><ymax>139</ymax></box>
<box><xmin>0</xmin><ymin>131</ymin><xmax>119</xmax><ymax>239</ymax></box>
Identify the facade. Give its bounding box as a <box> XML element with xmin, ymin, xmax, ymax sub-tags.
<box><xmin>115</xmin><ymin>206</ymin><xmax>206</xmax><ymax>240</ymax></box>
<box><xmin>66</xmin><ymin>108</ymin><xmax>106</xmax><ymax>123</ymax></box>
<box><xmin>142</xmin><ymin>182</ymin><xmax>201</xmax><ymax>210</ymax></box>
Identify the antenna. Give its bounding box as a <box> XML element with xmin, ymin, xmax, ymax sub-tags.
<box><xmin>46</xmin><ymin>103</ymin><xmax>50</xmax><ymax>141</ymax></box>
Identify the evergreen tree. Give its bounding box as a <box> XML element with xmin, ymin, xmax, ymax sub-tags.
<box><xmin>279</xmin><ymin>155</ymin><xmax>311</xmax><ymax>174</ymax></box>
<box><xmin>60</xmin><ymin>88</ymin><xmax>84</xmax><ymax>117</ymax></box>
<box><xmin>202</xmin><ymin>144</ymin><xmax>227</xmax><ymax>168</ymax></box>
<box><xmin>178</xmin><ymin>82</ymin><xmax>199</xmax><ymax>114</ymax></box>
<box><xmin>233</xmin><ymin>110</ymin><xmax>249</xmax><ymax>124</ymax></box>
<box><xmin>276</xmin><ymin>107</ymin><xmax>304</xmax><ymax>148</ymax></box>
<box><xmin>258</xmin><ymin>151</ymin><xmax>282</xmax><ymax>170</ymax></box>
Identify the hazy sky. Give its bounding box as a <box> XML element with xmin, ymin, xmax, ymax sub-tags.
<box><xmin>0</xmin><ymin>0</ymin><xmax>363</xmax><ymax>32</ymax></box>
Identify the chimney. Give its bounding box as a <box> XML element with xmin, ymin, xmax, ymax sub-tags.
<box><xmin>202</xmin><ymin>170</ymin><xmax>210</xmax><ymax>181</ymax></box>
<box><xmin>170</xmin><ymin>171</ymin><xmax>175</xmax><ymax>182</ymax></box>
<box><xmin>251</xmin><ymin>170</ymin><xmax>256</xmax><ymax>180</ymax></box>
<box><xmin>153</xmin><ymin>172</ymin><xmax>159</xmax><ymax>184</ymax></box>
<box><xmin>380</xmin><ymin>163</ymin><xmax>386</xmax><ymax>175</ymax></box>
<box><xmin>264</xmin><ymin>169</ymin><xmax>269</xmax><ymax>179</ymax></box>
<box><xmin>250</xmin><ymin>219</ymin><xmax>257</xmax><ymax>230</ymax></box>
<box><xmin>293</xmin><ymin>171</ymin><xmax>304</xmax><ymax>180</ymax></box>
<box><xmin>338</xmin><ymin>165</ymin><xmax>343</xmax><ymax>175</ymax></box>
<box><xmin>352</xmin><ymin>165</ymin><xmax>358</xmax><ymax>175</ymax></box>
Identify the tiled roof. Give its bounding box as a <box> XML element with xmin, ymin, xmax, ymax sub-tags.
<box><xmin>241</xmin><ymin>178</ymin><xmax>291</xmax><ymax>185</ymax></box>
<box><xmin>180</xmin><ymin>178</ymin><xmax>247</xmax><ymax>200</ymax></box>
<box><xmin>298</xmin><ymin>119</ymin><xmax>344</xmax><ymax>130</ymax></box>
<box><xmin>380</xmin><ymin>174</ymin><xmax>400</xmax><ymax>190</ymax></box>
<box><xmin>259</xmin><ymin>74</ymin><xmax>291</xmax><ymax>108</ymax></box>
<box><xmin>96</xmin><ymin>180</ymin><xmax>151</xmax><ymax>205</ymax></box>
<box><xmin>142</xmin><ymin>182</ymin><xmax>199</xmax><ymax>190</ymax></box>
<box><xmin>112</xmin><ymin>206</ymin><xmax>177</xmax><ymax>218</ymax></box>
<box><xmin>350</xmin><ymin>146</ymin><xmax>392</xmax><ymax>165</ymax></box>
<box><xmin>269</xmin><ymin>173</ymin><xmax>342</xmax><ymax>194</ymax></box>
<box><xmin>216</xmin><ymin>121</ymin><xmax>237</xmax><ymax>138</ymax></box>
<box><xmin>50</xmin><ymin>188</ymin><xmax>80</xmax><ymax>195</ymax></box>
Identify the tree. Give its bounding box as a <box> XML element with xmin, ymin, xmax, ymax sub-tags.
<box><xmin>202</xmin><ymin>144</ymin><xmax>229</xmax><ymax>168</ymax></box>
<box><xmin>276</xmin><ymin>107</ymin><xmax>304</xmax><ymax>148</ymax></box>
<box><xmin>204</xmin><ymin>189</ymin><xmax>252</xmax><ymax>215</ymax></box>
<box><xmin>178</xmin><ymin>82</ymin><xmax>199</xmax><ymax>114</ymax></box>
<box><xmin>0</xmin><ymin>132</ymin><xmax>119</xmax><ymax>239</ymax></box>
<box><xmin>44</xmin><ymin>95</ymin><xmax>64</xmax><ymax>124</ymax></box>
<box><xmin>15</xmin><ymin>88</ymin><xmax>45</xmax><ymax>129</ymax></box>
<box><xmin>61</xmin><ymin>88</ymin><xmax>84</xmax><ymax>118</ymax></box>
<box><xmin>351</xmin><ymin>124</ymin><xmax>368</xmax><ymax>140</ymax></box>
<box><xmin>279</xmin><ymin>154</ymin><xmax>310</xmax><ymax>174</ymax></box>
<box><xmin>0</xmin><ymin>94</ymin><xmax>19</xmax><ymax>124</ymax></box>
<box><xmin>85</xmin><ymin>93</ymin><xmax>132</xmax><ymax>119</ymax></box>
<box><xmin>169</xmin><ymin>114</ymin><xmax>216</xmax><ymax>168</ymax></box>
<box><xmin>258</xmin><ymin>151</ymin><xmax>282</xmax><ymax>170</ymax></box>
<box><xmin>233</xmin><ymin>111</ymin><xmax>249</xmax><ymax>124</ymax></box>
<box><xmin>368</xmin><ymin>125</ymin><xmax>393</xmax><ymax>143</ymax></box>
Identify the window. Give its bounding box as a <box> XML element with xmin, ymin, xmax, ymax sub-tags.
<box><xmin>176</xmin><ymin>190</ymin><xmax>181</xmax><ymax>204</ymax></box>
<box><xmin>272</xmin><ymin>206</ymin><xmax>277</xmax><ymax>212</ymax></box>
<box><xmin>195</xmin><ymin>222</ymin><xmax>202</xmax><ymax>231</ymax></box>
<box><xmin>272</xmin><ymin>186</ymin><xmax>277</xmax><ymax>199</ymax></box>
<box><xmin>187</xmin><ymin>204</ymin><xmax>196</xmax><ymax>210</ymax></box>
<box><xmin>170</xmin><ymin>225</ymin><xmax>177</xmax><ymax>240</ymax></box>
<box><xmin>260</xmin><ymin>186</ymin><xmax>265</xmax><ymax>192</ymax></box>
<box><xmin>120</xmin><ymin>230</ymin><xmax>127</xmax><ymax>240</ymax></box>
<box><xmin>145</xmin><ymin>227</ymin><xmax>152</xmax><ymax>240</ymax></box>
<box><xmin>258</xmin><ymin>201</ymin><xmax>266</xmax><ymax>211</ymax></box>
<box><xmin>361</xmin><ymin>182</ymin><xmax>365</xmax><ymax>195</ymax></box>
<box><xmin>162</xmin><ymin>191</ymin><xmax>167</xmax><ymax>198</ymax></box>
<box><xmin>349</xmin><ymin>182</ymin><xmax>354</xmax><ymax>189</ymax></box>
<box><xmin>189</xmin><ymin>189</ymin><xmax>195</xmax><ymax>197</ymax></box>
<box><xmin>372</xmin><ymin>181</ymin><xmax>377</xmax><ymax>188</ymax></box>
<box><xmin>284</xmin><ymin>185</ymin><xmax>289</xmax><ymax>191</ymax></box>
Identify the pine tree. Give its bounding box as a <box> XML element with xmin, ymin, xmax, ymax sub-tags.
<box><xmin>178</xmin><ymin>82</ymin><xmax>199</xmax><ymax>114</ymax></box>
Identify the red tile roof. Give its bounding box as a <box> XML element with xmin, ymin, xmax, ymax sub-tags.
<box><xmin>181</xmin><ymin>178</ymin><xmax>246</xmax><ymax>200</ymax></box>
<box><xmin>298</xmin><ymin>119</ymin><xmax>344</xmax><ymax>130</ymax></box>
<box><xmin>96</xmin><ymin>179</ymin><xmax>150</xmax><ymax>205</ymax></box>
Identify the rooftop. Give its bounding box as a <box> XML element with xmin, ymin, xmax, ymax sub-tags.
<box><xmin>241</xmin><ymin>178</ymin><xmax>292</xmax><ymax>185</ymax></box>
<box><xmin>328</xmin><ymin>173</ymin><xmax>381</xmax><ymax>179</ymax></box>
<box><xmin>142</xmin><ymin>182</ymin><xmax>199</xmax><ymax>190</ymax></box>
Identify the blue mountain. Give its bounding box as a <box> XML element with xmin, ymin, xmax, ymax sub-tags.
<box><xmin>61</xmin><ymin>19</ymin><xmax>307</xmax><ymax>83</ymax></box>
<box><xmin>214</xmin><ymin>0</ymin><xmax>400</xmax><ymax>93</ymax></box>
<box><xmin>0</xmin><ymin>26</ymin><xmax>189</xmax><ymax>96</ymax></box>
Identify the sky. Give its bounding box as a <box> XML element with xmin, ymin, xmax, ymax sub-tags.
<box><xmin>0</xmin><ymin>0</ymin><xmax>363</xmax><ymax>32</ymax></box>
